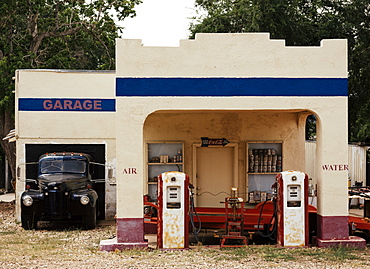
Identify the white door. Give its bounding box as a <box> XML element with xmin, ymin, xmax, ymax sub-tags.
<box><xmin>195</xmin><ymin>146</ymin><xmax>235</xmax><ymax>207</ymax></box>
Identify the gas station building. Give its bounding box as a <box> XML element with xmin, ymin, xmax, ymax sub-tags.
<box><xmin>14</xmin><ymin>33</ymin><xmax>363</xmax><ymax>249</ymax></box>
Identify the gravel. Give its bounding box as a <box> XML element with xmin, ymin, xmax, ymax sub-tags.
<box><xmin>1</xmin><ymin>201</ymin><xmax>370</xmax><ymax>268</ymax></box>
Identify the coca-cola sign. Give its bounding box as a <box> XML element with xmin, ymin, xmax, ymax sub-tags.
<box><xmin>201</xmin><ymin>137</ymin><xmax>230</xmax><ymax>147</ymax></box>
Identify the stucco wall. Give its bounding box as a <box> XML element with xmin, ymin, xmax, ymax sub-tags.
<box><xmin>16</xmin><ymin>69</ymin><xmax>115</xmax><ymax>98</ymax></box>
<box><xmin>117</xmin><ymin>33</ymin><xmax>346</xmax><ymax>78</ymax></box>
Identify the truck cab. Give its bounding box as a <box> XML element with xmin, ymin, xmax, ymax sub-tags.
<box><xmin>20</xmin><ymin>152</ymin><xmax>99</xmax><ymax>230</ymax></box>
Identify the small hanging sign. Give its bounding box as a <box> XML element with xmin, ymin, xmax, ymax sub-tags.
<box><xmin>201</xmin><ymin>137</ymin><xmax>230</xmax><ymax>147</ymax></box>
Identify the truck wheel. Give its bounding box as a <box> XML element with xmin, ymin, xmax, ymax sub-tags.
<box><xmin>21</xmin><ymin>212</ymin><xmax>38</xmax><ymax>230</ymax></box>
<box><xmin>82</xmin><ymin>205</ymin><xmax>96</xmax><ymax>230</ymax></box>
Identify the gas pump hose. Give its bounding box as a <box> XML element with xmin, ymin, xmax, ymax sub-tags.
<box><xmin>257</xmin><ymin>200</ymin><xmax>277</xmax><ymax>241</ymax></box>
<box><xmin>189</xmin><ymin>189</ymin><xmax>202</xmax><ymax>243</ymax></box>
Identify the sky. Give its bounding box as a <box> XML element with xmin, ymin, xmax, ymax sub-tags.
<box><xmin>119</xmin><ymin>0</ymin><xmax>201</xmax><ymax>47</ymax></box>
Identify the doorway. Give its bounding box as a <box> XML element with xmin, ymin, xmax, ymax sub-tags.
<box><xmin>25</xmin><ymin>144</ymin><xmax>106</xmax><ymax>220</ymax></box>
<box><xmin>194</xmin><ymin>144</ymin><xmax>238</xmax><ymax>207</ymax></box>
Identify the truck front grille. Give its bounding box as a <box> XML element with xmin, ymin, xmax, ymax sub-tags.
<box><xmin>45</xmin><ymin>191</ymin><xmax>68</xmax><ymax>218</ymax></box>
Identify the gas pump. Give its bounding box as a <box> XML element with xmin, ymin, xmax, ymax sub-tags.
<box><xmin>157</xmin><ymin>171</ymin><xmax>189</xmax><ymax>249</ymax></box>
<box><xmin>276</xmin><ymin>171</ymin><xmax>309</xmax><ymax>247</ymax></box>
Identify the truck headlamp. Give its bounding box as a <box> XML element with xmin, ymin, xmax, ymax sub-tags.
<box><xmin>80</xmin><ymin>196</ymin><xmax>90</xmax><ymax>205</ymax></box>
<box><xmin>22</xmin><ymin>195</ymin><xmax>33</xmax><ymax>206</ymax></box>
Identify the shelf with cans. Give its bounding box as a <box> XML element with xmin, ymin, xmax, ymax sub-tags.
<box><xmin>246</xmin><ymin>142</ymin><xmax>282</xmax><ymax>203</ymax></box>
<box><xmin>146</xmin><ymin>142</ymin><xmax>184</xmax><ymax>202</ymax></box>
<box><xmin>248</xmin><ymin>148</ymin><xmax>282</xmax><ymax>174</ymax></box>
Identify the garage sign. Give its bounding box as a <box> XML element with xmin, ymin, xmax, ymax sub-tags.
<box><xmin>18</xmin><ymin>98</ymin><xmax>116</xmax><ymax>112</ymax></box>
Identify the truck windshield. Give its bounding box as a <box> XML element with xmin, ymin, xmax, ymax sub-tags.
<box><xmin>40</xmin><ymin>159</ymin><xmax>86</xmax><ymax>174</ymax></box>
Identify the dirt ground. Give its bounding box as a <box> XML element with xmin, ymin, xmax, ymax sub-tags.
<box><xmin>1</xmin><ymin>201</ymin><xmax>370</xmax><ymax>268</ymax></box>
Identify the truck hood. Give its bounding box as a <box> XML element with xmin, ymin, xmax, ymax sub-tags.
<box><xmin>38</xmin><ymin>173</ymin><xmax>88</xmax><ymax>190</ymax></box>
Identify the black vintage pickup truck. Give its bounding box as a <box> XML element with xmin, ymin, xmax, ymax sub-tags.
<box><xmin>20</xmin><ymin>152</ymin><xmax>100</xmax><ymax>230</ymax></box>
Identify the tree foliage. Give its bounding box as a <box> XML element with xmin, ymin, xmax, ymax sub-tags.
<box><xmin>0</xmin><ymin>0</ymin><xmax>141</xmax><ymax>180</ymax></box>
<box><xmin>190</xmin><ymin>0</ymin><xmax>370</xmax><ymax>142</ymax></box>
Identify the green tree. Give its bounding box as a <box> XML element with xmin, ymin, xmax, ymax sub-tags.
<box><xmin>0</xmin><ymin>0</ymin><xmax>141</xmax><ymax>181</ymax></box>
<box><xmin>190</xmin><ymin>0</ymin><xmax>370</xmax><ymax>142</ymax></box>
<box><xmin>344</xmin><ymin>1</ymin><xmax>370</xmax><ymax>142</ymax></box>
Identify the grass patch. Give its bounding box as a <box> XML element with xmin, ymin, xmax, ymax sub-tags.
<box><xmin>0</xmin><ymin>231</ymin><xmax>16</xmax><ymax>235</ymax></box>
<box><xmin>262</xmin><ymin>248</ymin><xmax>296</xmax><ymax>261</ymax></box>
<box><xmin>216</xmin><ymin>245</ymin><xmax>367</xmax><ymax>263</ymax></box>
<box><xmin>216</xmin><ymin>246</ymin><xmax>291</xmax><ymax>261</ymax></box>
<box><xmin>0</xmin><ymin>224</ymin><xmax>116</xmax><ymax>262</ymax></box>
<box><xmin>0</xmin><ymin>207</ymin><xmax>369</xmax><ymax>268</ymax></box>
<box><xmin>295</xmin><ymin>246</ymin><xmax>363</xmax><ymax>262</ymax></box>
<box><xmin>325</xmin><ymin>246</ymin><xmax>362</xmax><ymax>261</ymax></box>
<box><xmin>245</xmin><ymin>246</ymin><xmax>296</xmax><ymax>262</ymax></box>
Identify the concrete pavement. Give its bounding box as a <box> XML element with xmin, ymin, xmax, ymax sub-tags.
<box><xmin>0</xmin><ymin>192</ymin><xmax>15</xmax><ymax>202</ymax></box>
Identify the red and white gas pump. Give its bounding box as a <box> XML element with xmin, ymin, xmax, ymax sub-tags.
<box><xmin>157</xmin><ymin>171</ymin><xmax>189</xmax><ymax>249</ymax></box>
<box><xmin>276</xmin><ymin>171</ymin><xmax>309</xmax><ymax>247</ymax></box>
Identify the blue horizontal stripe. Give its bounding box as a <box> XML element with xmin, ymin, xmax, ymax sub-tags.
<box><xmin>19</xmin><ymin>98</ymin><xmax>116</xmax><ymax>112</ymax></box>
<box><xmin>116</xmin><ymin>78</ymin><xmax>348</xmax><ymax>97</ymax></box>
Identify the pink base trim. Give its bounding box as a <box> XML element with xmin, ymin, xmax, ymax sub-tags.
<box><xmin>116</xmin><ymin>217</ymin><xmax>147</xmax><ymax>243</ymax></box>
<box><xmin>99</xmin><ymin>217</ymin><xmax>148</xmax><ymax>251</ymax></box>
<box><xmin>99</xmin><ymin>238</ymin><xmax>148</xmax><ymax>251</ymax></box>
<box><xmin>317</xmin><ymin>215</ymin><xmax>348</xmax><ymax>240</ymax></box>
<box><xmin>314</xmin><ymin>236</ymin><xmax>366</xmax><ymax>248</ymax></box>
<box><xmin>315</xmin><ymin>215</ymin><xmax>366</xmax><ymax>248</ymax></box>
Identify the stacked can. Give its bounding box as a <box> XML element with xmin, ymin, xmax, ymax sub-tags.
<box><xmin>160</xmin><ymin>155</ymin><xmax>169</xmax><ymax>163</ymax></box>
<box><xmin>277</xmin><ymin>155</ymin><xmax>282</xmax><ymax>172</ymax></box>
<box><xmin>173</xmin><ymin>148</ymin><xmax>183</xmax><ymax>163</ymax></box>
<box><xmin>248</xmin><ymin>149</ymin><xmax>254</xmax><ymax>172</ymax></box>
<box><xmin>248</xmin><ymin>148</ymin><xmax>282</xmax><ymax>173</ymax></box>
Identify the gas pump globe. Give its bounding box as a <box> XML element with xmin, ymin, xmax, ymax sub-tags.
<box><xmin>276</xmin><ymin>171</ymin><xmax>309</xmax><ymax>247</ymax></box>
